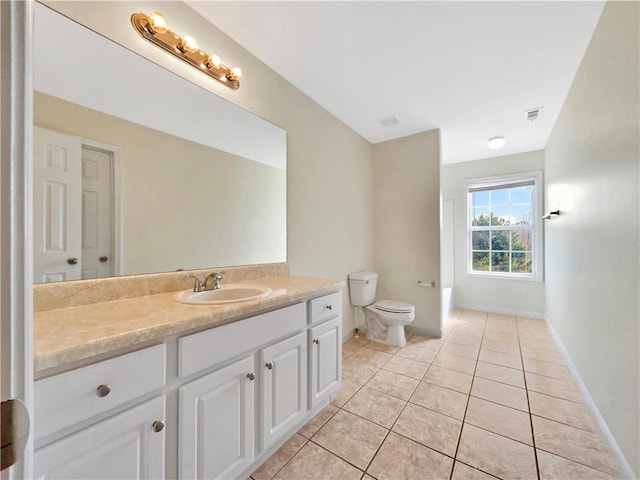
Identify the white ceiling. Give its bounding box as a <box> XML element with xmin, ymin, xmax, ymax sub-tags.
<box><xmin>187</xmin><ymin>1</ymin><xmax>605</xmax><ymax>164</ymax></box>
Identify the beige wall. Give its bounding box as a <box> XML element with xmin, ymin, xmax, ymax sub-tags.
<box><xmin>41</xmin><ymin>1</ymin><xmax>374</xmax><ymax>336</ymax></box>
<box><xmin>441</xmin><ymin>151</ymin><xmax>546</xmax><ymax>317</ymax></box>
<box><xmin>34</xmin><ymin>92</ymin><xmax>286</xmax><ymax>275</ymax></box>
<box><xmin>544</xmin><ymin>1</ymin><xmax>639</xmax><ymax>476</ymax></box>
<box><xmin>373</xmin><ymin>130</ymin><xmax>441</xmax><ymax>335</ymax></box>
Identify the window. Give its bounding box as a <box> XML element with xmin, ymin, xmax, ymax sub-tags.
<box><xmin>466</xmin><ymin>172</ymin><xmax>542</xmax><ymax>280</ymax></box>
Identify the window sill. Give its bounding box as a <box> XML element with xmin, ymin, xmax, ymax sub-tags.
<box><xmin>465</xmin><ymin>271</ymin><xmax>544</xmax><ymax>283</ymax></box>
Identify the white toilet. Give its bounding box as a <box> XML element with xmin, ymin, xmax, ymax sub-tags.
<box><xmin>348</xmin><ymin>271</ymin><xmax>415</xmax><ymax>347</ymax></box>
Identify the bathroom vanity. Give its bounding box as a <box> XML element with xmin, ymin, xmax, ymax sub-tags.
<box><xmin>32</xmin><ymin>274</ymin><xmax>343</xmax><ymax>479</ymax></box>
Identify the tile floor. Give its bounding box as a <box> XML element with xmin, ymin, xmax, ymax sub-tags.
<box><xmin>250</xmin><ymin>310</ymin><xmax>622</xmax><ymax>480</ymax></box>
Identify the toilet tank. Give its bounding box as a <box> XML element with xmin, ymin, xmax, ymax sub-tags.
<box><xmin>348</xmin><ymin>271</ymin><xmax>378</xmax><ymax>306</ymax></box>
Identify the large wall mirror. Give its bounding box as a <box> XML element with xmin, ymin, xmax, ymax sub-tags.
<box><xmin>32</xmin><ymin>3</ymin><xmax>287</xmax><ymax>284</ymax></box>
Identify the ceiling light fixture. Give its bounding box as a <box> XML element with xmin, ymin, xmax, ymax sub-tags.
<box><xmin>378</xmin><ymin>115</ymin><xmax>400</xmax><ymax>127</ymax></box>
<box><xmin>487</xmin><ymin>136</ymin><xmax>505</xmax><ymax>150</ymax></box>
<box><xmin>131</xmin><ymin>11</ymin><xmax>242</xmax><ymax>90</ymax></box>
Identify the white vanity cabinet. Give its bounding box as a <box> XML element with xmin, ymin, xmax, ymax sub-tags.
<box><xmin>177</xmin><ymin>304</ymin><xmax>308</xmax><ymax>479</ymax></box>
<box><xmin>308</xmin><ymin>292</ymin><xmax>342</xmax><ymax>409</ymax></box>
<box><xmin>260</xmin><ymin>331</ymin><xmax>307</xmax><ymax>451</ymax></box>
<box><xmin>179</xmin><ymin>356</ymin><xmax>255</xmax><ymax>479</ymax></box>
<box><xmin>33</xmin><ymin>345</ymin><xmax>167</xmax><ymax>479</ymax></box>
<box><xmin>34</xmin><ymin>289</ymin><xmax>343</xmax><ymax>480</ymax></box>
<box><xmin>309</xmin><ymin>317</ymin><xmax>341</xmax><ymax>409</ymax></box>
<box><xmin>34</xmin><ymin>396</ymin><xmax>166</xmax><ymax>479</ymax></box>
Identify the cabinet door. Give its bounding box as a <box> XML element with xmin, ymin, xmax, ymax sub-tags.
<box><xmin>260</xmin><ymin>332</ymin><xmax>307</xmax><ymax>451</ymax></box>
<box><xmin>309</xmin><ymin>317</ymin><xmax>342</xmax><ymax>409</ymax></box>
<box><xmin>34</xmin><ymin>396</ymin><xmax>165</xmax><ymax>479</ymax></box>
<box><xmin>179</xmin><ymin>356</ymin><xmax>255</xmax><ymax>479</ymax></box>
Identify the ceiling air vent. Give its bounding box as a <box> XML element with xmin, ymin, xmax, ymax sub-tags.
<box><xmin>379</xmin><ymin>115</ymin><xmax>400</xmax><ymax>127</ymax></box>
<box><xmin>525</xmin><ymin>107</ymin><xmax>542</xmax><ymax>122</ymax></box>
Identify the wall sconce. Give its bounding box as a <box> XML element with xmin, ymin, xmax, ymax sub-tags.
<box><xmin>542</xmin><ymin>210</ymin><xmax>561</xmax><ymax>220</ymax></box>
<box><xmin>131</xmin><ymin>11</ymin><xmax>242</xmax><ymax>90</ymax></box>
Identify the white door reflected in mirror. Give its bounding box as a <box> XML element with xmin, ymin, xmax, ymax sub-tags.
<box><xmin>33</xmin><ymin>127</ymin><xmax>118</xmax><ymax>283</ymax></box>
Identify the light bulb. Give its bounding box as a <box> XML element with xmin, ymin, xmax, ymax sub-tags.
<box><xmin>148</xmin><ymin>12</ymin><xmax>168</xmax><ymax>34</ymax></box>
<box><xmin>179</xmin><ymin>35</ymin><xmax>198</xmax><ymax>53</ymax></box>
<box><xmin>207</xmin><ymin>54</ymin><xmax>222</xmax><ymax>68</ymax></box>
<box><xmin>228</xmin><ymin>67</ymin><xmax>242</xmax><ymax>81</ymax></box>
<box><xmin>487</xmin><ymin>136</ymin><xmax>505</xmax><ymax>150</ymax></box>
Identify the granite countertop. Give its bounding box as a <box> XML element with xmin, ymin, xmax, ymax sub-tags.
<box><xmin>34</xmin><ymin>275</ymin><xmax>343</xmax><ymax>375</ymax></box>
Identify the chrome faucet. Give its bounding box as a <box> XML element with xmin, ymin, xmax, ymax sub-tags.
<box><xmin>204</xmin><ymin>272</ymin><xmax>224</xmax><ymax>291</ymax></box>
<box><xmin>186</xmin><ymin>275</ymin><xmax>205</xmax><ymax>292</ymax></box>
<box><xmin>186</xmin><ymin>272</ymin><xmax>224</xmax><ymax>292</ymax></box>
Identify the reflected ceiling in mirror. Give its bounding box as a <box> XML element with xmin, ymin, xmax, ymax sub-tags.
<box><xmin>32</xmin><ymin>3</ymin><xmax>287</xmax><ymax>284</ymax></box>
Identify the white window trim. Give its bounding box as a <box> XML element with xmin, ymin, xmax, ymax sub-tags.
<box><xmin>465</xmin><ymin>171</ymin><xmax>544</xmax><ymax>282</ymax></box>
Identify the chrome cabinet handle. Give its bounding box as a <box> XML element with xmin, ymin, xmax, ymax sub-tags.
<box><xmin>326</xmin><ymin>304</ymin><xmax>333</xmax><ymax>310</ymax></box>
<box><xmin>313</xmin><ymin>338</ymin><xmax>319</xmax><ymax>344</ymax></box>
<box><xmin>265</xmin><ymin>362</ymin><xmax>273</xmax><ymax>370</ymax></box>
<box><xmin>247</xmin><ymin>372</ymin><xmax>256</xmax><ymax>381</ymax></box>
<box><xmin>151</xmin><ymin>420</ymin><xmax>164</xmax><ymax>433</ymax></box>
<box><xmin>67</xmin><ymin>257</ymin><xmax>79</xmax><ymax>265</ymax></box>
<box><xmin>96</xmin><ymin>384</ymin><xmax>111</xmax><ymax>398</ymax></box>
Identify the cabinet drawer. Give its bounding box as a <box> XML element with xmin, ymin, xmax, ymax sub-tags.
<box><xmin>35</xmin><ymin>344</ymin><xmax>166</xmax><ymax>440</ymax></box>
<box><xmin>309</xmin><ymin>291</ymin><xmax>341</xmax><ymax>325</ymax></box>
<box><xmin>179</xmin><ymin>303</ymin><xmax>306</xmax><ymax>378</ymax></box>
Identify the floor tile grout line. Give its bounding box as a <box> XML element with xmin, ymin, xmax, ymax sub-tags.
<box><xmin>466</xmin><ymin>391</ymin><xmax>529</xmax><ymax>414</ymax></box>
<box><xmin>348</xmin><ymin>338</ymin><xmax>431</xmax><ymax>478</ymax></box>
<box><xmin>360</xmin><ymin>333</ymin><xmax>450</xmax><ymax>478</ymax></box>
<box><xmin>338</xmin><ymin>333</ymin><xmax>445</xmax><ymax>477</ymax></box>
<box><xmin>307</xmin><ymin>438</ymin><xmax>366</xmax><ymax>476</ymax></box>
<box><xmin>360</xmin><ymin>425</ymin><xmax>391</xmax><ymax>476</ymax></box>
<box><xmin>267</xmin><ymin>312</ymin><xmax>599</xmax><ymax>480</ymax></box>
<box><xmin>521</xmin><ymin>369</ymin><xmax>579</xmax><ymax>384</ymax></box>
<box><xmin>516</xmin><ymin>317</ymin><xmax>541</xmax><ymax>480</ymax></box>
<box><xmin>448</xmin><ymin>310</ymin><xmax>488</xmax><ymax>480</ymax></box>
<box><xmin>528</xmin><ymin>411</ymin><xmax>601</xmax><ymax>435</ymax></box>
<box><xmin>404</xmin><ymin>396</ymin><xmax>466</xmax><ymax>422</ymax></box>
<box><xmin>534</xmin><ymin>445</ymin><xmax>623</xmax><ymax>478</ymax></box>
<box><xmin>258</xmin><ymin>436</ymin><xmax>309</xmax><ymax>480</ymax></box>
<box><xmin>461</xmin><ymin>418</ymin><xmax>536</xmax><ymax>449</ymax></box>
<box><xmin>338</xmin><ymin>314</ymin><xmax>598</xmax><ymax>480</ymax></box>
<box><xmin>524</xmin><ymin>386</ymin><xmax>586</xmax><ymax>405</ymax></box>
<box><xmin>341</xmin><ymin>396</ymin><xmax>406</xmax><ymax>431</ymax></box>
<box><xmin>453</xmin><ymin>459</ymin><xmax>503</xmax><ymax>480</ymax></box>
<box><xmin>315</xmin><ymin>373</ymin><xmax>389</xmax><ymax>476</ymax></box>
<box><xmin>419</xmin><ymin>377</ymin><xmax>472</xmax><ymax>396</ymax></box>
<box><xmin>473</xmin><ymin>372</ymin><xmax>527</xmax><ymax>390</ymax></box>
<box><xmin>476</xmin><ymin>358</ymin><xmax>525</xmax><ymax>372</ymax></box>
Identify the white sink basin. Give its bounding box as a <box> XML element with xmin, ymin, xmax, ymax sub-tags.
<box><xmin>173</xmin><ymin>284</ymin><xmax>272</xmax><ymax>305</ymax></box>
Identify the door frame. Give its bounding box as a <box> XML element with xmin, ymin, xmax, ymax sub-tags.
<box><xmin>1</xmin><ymin>0</ymin><xmax>34</xmax><ymax>478</ymax></box>
<box><xmin>81</xmin><ymin>138</ymin><xmax>122</xmax><ymax>277</ymax></box>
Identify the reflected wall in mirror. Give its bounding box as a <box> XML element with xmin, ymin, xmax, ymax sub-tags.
<box><xmin>32</xmin><ymin>3</ymin><xmax>287</xmax><ymax>283</ymax></box>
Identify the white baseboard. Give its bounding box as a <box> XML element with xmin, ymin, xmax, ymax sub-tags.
<box><xmin>456</xmin><ymin>302</ymin><xmax>544</xmax><ymax>319</ymax></box>
<box><xmin>545</xmin><ymin>320</ymin><xmax>636</xmax><ymax>479</ymax></box>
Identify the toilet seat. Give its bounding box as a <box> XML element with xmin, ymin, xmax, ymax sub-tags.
<box><xmin>373</xmin><ymin>300</ymin><xmax>415</xmax><ymax>314</ymax></box>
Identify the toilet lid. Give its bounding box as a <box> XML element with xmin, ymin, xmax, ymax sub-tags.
<box><xmin>374</xmin><ymin>300</ymin><xmax>415</xmax><ymax>314</ymax></box>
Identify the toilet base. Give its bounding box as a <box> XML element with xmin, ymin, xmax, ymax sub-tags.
<box><xmin>365</xmin><ymin>324</ymin><xmax>408</xmax><ymax>348</ymax></box>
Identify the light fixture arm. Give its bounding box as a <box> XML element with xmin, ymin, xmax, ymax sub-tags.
<box><xmin>131</xmin><ymin>12</ymin><xmax>241</xmax><ymax>90</ymax></box>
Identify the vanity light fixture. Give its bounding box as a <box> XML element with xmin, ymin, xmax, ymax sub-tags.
<box><xmin>131</xmin><ymin>11</ymin><xmax>242</xmax><ymax>90</ymax></box>
<box><xmin>487</xmin><ymin>136</ymin><xmax>506</xmax><ymax>150</ymax></box>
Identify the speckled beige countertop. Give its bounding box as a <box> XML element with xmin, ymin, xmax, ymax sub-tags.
<box><xmin>34</xmin><ymin>275</ymin><xmax>343</xmax><ymax>375</ymax></box>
